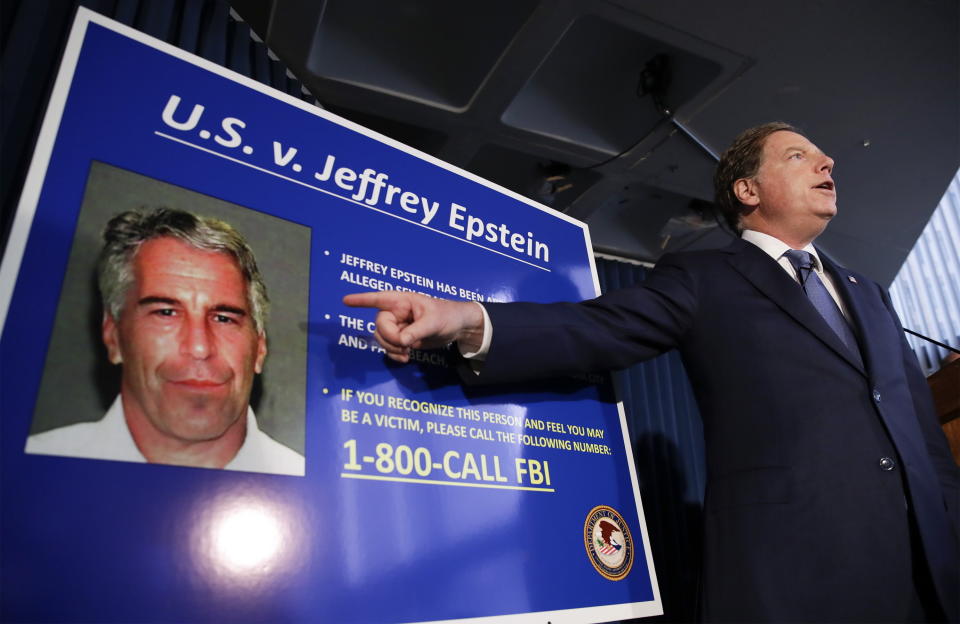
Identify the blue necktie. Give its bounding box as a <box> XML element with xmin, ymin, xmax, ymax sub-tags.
<box><xmin>783</xmin><ymin>250</ymin><xmax>861</xmax><ymax>364</ymax></box>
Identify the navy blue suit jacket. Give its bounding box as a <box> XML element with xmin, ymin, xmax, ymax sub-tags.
<box><xmin>479</xmin><ymin>238</ymin><xmax>959</xmax><ymax>622</ymax></box>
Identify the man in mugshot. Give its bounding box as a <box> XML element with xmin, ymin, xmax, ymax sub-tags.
<box><xmin>26</xmin><ymin>208</ymin><xmax>305</xmax><ymax>475</ymax></box>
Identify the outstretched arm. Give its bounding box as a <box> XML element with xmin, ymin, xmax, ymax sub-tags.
<box><xmin>343</xmin><ymin>291</ymin><xmax>485</xmax><ymax>363</ymax></box>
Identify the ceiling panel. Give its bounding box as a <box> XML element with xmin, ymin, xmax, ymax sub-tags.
<box><xmin>231</xmin><ymin>0</ymin><xmax>960</xmax><ymax>285</ymax></box>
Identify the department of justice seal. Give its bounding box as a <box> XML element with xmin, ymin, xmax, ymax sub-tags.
<box><xmin>584</xmin><ymin>505</ymin><xmax>634</xmax><ymax>581</ymax></box>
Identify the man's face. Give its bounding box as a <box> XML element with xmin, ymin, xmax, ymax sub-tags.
<box><xmin>737</xmin><ymin>130</ymin><xmax>837</xmax><ymax>235</ymax></box>
<box><xmin>102</xmin><ymin>237</ymin><xmax>267</xmax><ymax>444</ymax></box>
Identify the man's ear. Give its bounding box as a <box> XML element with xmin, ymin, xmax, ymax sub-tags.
<box><xmin>102</xmin><ymin>311</ymin><xmax>123</xmax><ymax>365</ymax></box>
<box><xmin>733</xmin><ymin>177</ymin><xmax>761</xmax><ymax>207</ymax></box>
<box><xmin>254</xmin><ymin>333</ymin><xmax>267</xmax><ymax>374</ymax></box>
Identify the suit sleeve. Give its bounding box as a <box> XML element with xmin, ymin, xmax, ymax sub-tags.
<box><xmin>471</xmin><ymin>253</ymin><xmax>698</xmax><ymax>384</ymax></box>
<box><xmin>880</xmin><ymin>287</ymin><xmax>960</xmax><ymax>527</ymax></box>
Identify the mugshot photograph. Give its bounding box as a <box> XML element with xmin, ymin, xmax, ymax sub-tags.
<box><xmin>26</xmin><ymin>162</ymin><xmax>310</xmax><ymax>477</ymax></box>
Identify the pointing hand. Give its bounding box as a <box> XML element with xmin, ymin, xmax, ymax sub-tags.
<box><xmin>343</xmin><ymin>291</ymin><xmax>485</xmax><ymax>363</ymax></box>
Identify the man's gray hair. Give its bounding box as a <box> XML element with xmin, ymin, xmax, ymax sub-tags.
<box><xmin>97</xmin><ymin>208</ymin><xmax>269</xmax><ymax>333</ymax></box>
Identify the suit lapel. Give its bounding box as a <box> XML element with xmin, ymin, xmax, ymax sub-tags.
<box><xmin>725</xmin><ymin>239</ymin><xmax>866</xmax><ymax>375</ymax></box>
<box><xmin>819</xmin><ymin>253</ymin><xmax>878</xmax><ymax>378</ymax></box>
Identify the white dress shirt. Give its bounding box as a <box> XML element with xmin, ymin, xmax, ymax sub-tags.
<box><xmin>740</xmin><ymin>229</ymin><xmax>851</xmax><ymax>319</ymax></box>
<box><xmin>25</xmin><ymin>396</ymin><xmax>305</xmax><ymax>476</ymax></box>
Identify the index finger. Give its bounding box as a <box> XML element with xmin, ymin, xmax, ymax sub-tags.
<box><xmin>343</xmin><ymin>291</ymin><xmax>403</xmax><ymax>311</ymax></box>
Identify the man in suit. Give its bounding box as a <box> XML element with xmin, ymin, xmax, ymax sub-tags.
<box><xmin>345</xmin><ymin>122</ymin><xmax>958</xmax><ymax>622</ymax></box>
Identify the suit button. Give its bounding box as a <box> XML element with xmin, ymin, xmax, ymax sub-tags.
<box><xmin>872</xmin><ymin>389</ymin><xmax>882</xmax><ymax>402</ymax></box>
<box><xmin>879</xmin><ymin>457</ymin><xmax>896</xmax><ymax>471</ymax></box>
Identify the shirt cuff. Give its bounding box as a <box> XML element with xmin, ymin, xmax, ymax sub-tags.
<box><xmin>457</xmin><ymin>302</ymin><xmax>491</xmax><ymax>361</ymax></box>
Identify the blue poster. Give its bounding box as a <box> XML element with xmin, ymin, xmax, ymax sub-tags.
<box><xmin>0</xmin><ymin>9</ymin><xmax>661</xmax><ymax>623</ymax></box>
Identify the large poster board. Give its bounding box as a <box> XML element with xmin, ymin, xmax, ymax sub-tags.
<box><xmin>0</xmin><ymin>9</ymin><xmax>661</xmax><ymax>623</ymax></box>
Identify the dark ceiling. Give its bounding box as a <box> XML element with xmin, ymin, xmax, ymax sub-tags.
<box><xmin>230</xmin><ymin>0</ymin><xmax>959</xmax><ymax>286</ymax></box>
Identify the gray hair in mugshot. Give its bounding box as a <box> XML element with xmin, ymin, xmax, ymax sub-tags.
<box><xmin>97</xmin><ymin>208</ymin><xmax>269</xmax><ymax>333</ymax></box>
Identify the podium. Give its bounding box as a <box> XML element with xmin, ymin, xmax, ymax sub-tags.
<box><xmin>930</xmin><ymin>358</ymin><xmax>960</xmax><ymax>464</ymax></box>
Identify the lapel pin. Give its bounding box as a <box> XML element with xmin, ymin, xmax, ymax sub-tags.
<box><xmin>847</xmin><ymin>275</ymin><xmax>858</xmax><ymax>284</ymax></box>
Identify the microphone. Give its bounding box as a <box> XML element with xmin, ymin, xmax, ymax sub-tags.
<box><xmin>903</xmin><ymin>328</ymin><xmax>960</xmax><ymax>355</ymax></box>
